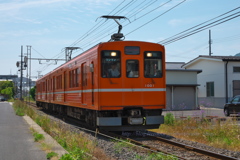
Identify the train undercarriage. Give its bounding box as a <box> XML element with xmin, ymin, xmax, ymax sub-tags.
<box><xmin>36</xmin><ymin>101</ymin><xmax>164</xmax><ymax>131</ymax></box>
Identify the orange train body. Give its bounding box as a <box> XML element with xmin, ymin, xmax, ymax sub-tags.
<box><xmin>36</xmin><ymin>41</ymin><xmax>166</xmax><ymax>131</ymax></box>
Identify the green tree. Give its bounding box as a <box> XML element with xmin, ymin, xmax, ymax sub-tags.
<box><xmin>0</xmin><ymin>81</ymin><xmax>14</xmax><ymax>99</ymax></box>
<box><xmin>30</xmin><ymin>86</ymin><xmax>36</xmax><ymax>100</ymax></box>
<box><xmin>0</xmin><ymin>81</ymin><xmax>13</xmax><ymax>90</ymax></box>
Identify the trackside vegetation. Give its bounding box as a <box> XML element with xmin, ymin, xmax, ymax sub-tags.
<box><xmin>112</xmin><ymin>139</ymin><xmax>178</xmax><ymax>160</ymax></box>
<box><xmin>13</xmin><ymin>100</ymin><xmax>178</xmax><ymax>160</ymax></box>
<box><xmin>12</xmin><ymin>100</ymin><xmax>182</xmax><ymax>159</ymax></box>
<box><xmin>152</xmin><ymin>112</ymin><xmax>240</xmax><ymax>152</ymax></box>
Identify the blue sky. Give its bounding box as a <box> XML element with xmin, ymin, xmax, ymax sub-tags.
<box><xmin>0</xmin><ymin>0</ymin><xmax>239</xmax><ymax>79</ymax></box>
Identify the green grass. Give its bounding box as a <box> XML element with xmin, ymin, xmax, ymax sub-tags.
<box><xmin>46</xmin><ymin>152</ymin><xmax>58</xmax><ymax>159</ymax></box>
<box><xmin>33</xmin><ymin>132</ymin><xmax>44</xmax><ymax>142</ymax></box>
<box><xmin>12</xmin><ymin>100</ymin><xmax>26</xmax><ymax>116</ymax></box>
<box><xmin>151</xmin><ymin>114</ymin><xmax>240</xmax><ymax>152</ymax></box>
<box><xmin>164</xmin><ymin>112</ymin><xmax>175</xmax><ymax>126</ymax></box>
<box><xmin>112</xmin><ymin>139</ymin><xmax>178</xmax><ymax>160</ymax></box>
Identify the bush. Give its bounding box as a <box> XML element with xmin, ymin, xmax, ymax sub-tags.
<box><xmin>164</xmin><ymin>112</ymin><xmax>175</xmax><ymax>126</ymax></box>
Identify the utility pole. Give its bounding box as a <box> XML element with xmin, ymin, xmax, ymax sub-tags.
<box><xmin>209</xmin><ymin>30</ymin><xmax>212</xmax><ymax>56</ymax></box>
<box><xmin>26</xmin><ymin>45</ymin><xmax>31</xmax><ymax>101</ymax></box>
<box><xmin>16</xmin><ymin>46</ymin><xmax>27</xmax><ymax>100</ymax></box>
<box><xmin>20</xmin><ymin>46</ymin><xmax>23</xmax><ymax>101</ymax></box>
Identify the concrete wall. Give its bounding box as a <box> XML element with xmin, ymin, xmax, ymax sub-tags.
<box><xmin>166</xmin><ymin>70</ymin><xmax>198</xmax><ymax>85</ymax></box>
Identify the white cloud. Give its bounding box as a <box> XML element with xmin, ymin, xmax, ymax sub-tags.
<box><xmin>0</xmin><ymin>0</ymin><xmax>73</xmax><ymax>11</ymax></box>
<box><xmin>168</xmin><ymin>19</ymin><xmax>184</xmax><ymax>27</ymax></box>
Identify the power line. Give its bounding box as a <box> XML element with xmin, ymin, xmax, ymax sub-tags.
<box><xmin>158</xmin><ymin>7</ymin><xmax>240</xmax><ymax>45</ymax></box>
<box><xmin>125</xmin><ymin>0</ymin><xmax>186</xmax><ymax>36</ymax></box>
<box><xmin>162</xmin><ymin>13</ymin><xmax>240</xmax><ymax>45</ymax></box>
<box><xmin>79</xmin><ymin>0</ymin><xmax>175</xmax><ymax>49</ymax></box>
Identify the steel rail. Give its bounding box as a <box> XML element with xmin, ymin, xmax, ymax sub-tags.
<box><xmin>144</xmin><ymin>132</ymin><xmax>238</xmax><ymax>160</ymax></box>
<box><xmin>100</xmin><ymin>130</ymin><xmax>187</xmax><ymax>160</ymax></box>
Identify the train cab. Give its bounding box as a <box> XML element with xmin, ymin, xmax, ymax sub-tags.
<box><xmin>97</xmin><ymin>41</ymin><xmax>166</xmax><ymax>131</ymax></box>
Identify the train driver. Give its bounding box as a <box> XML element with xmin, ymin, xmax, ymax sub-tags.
<box><xmin>108</xmin><ymin>62</ymin><xmax>120</xmax><ymax>77</ymax></box>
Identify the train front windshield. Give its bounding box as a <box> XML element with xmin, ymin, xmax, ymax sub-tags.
<box><xmin>101</xmin><ymin>50</ymin><xmax>121</xmax><ymax>78</ymax></box>
<box><xmin>101</xmin><ymin>49</ymin><xmax>163</xmax><ymax>78</ymax></box>
<box><xmin>144</xmin><ymin>51</ymin><xmax>162</xmax><ymax>78</ymax></box>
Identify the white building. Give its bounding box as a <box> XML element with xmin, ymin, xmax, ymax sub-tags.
<box><xmin>166</xmin><ymin>62</ymin><xmax>202</xmax><ymax>110</ymax></box>
<box><xmin>183</xmin><ymin>55</ymin><xmax>240</xmax><ymax>108</ymax></box>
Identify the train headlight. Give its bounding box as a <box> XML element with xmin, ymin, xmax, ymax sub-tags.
<box><xmin>111</xmin><ymin>52</ymin><xmax>117</xmax><ymax>56</ymax></box>
<box><xmin>146</xmin><ymin>52</ymin><xmax>152</xmax><ymax>57</ymax></box>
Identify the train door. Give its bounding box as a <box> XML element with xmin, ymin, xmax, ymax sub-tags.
<box><xmin>64</xmin><ymin>71</ymin><xmax>67</xmax><ymax>102</ymax></box>
<box><xmin>50</xmin><ymin>78</ymin><xmax>53</xmax><ymax>102</ymax></box>
<box><xmin>122</xmin><ymin>46</ymin><xmax>142</xmax><ymax>105</ymax></box>
<box><xmin>90</xmin><ymin>62</ymin><xmax>94</xmax><ymax>105</ymax></box>
<box><xmin>81</xmin><ymin>63</ymin><xmax>87</xmax><ymax>104</ymax></box>
<box><xmin>123</xmin><ymin>58</ymin><xmax>141</xmax><ymax>105</ymax></box>
<box><xmin>53</xmin><ymin>76</ymin><xmax>55</xmax><ymax>101</ymax></box>
<box><xmin>45</xmin><ymin>79</ymin><xmax>47</xmax><ymax>101</ymax></box>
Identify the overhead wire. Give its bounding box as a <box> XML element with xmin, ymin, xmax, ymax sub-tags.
<box><xmin>162</xmin><ymin>12</ymin><xmax>240</xmax><ymax>45</ymax></box>
<box><xmin>80</xmin><ymin>0</ymin><xmax>174</xmax><ymax>49</ymax></box>
<box><xmin>33</xmin><ymin>0</ymin><xmax>130</xmax><ymax>75</ymax></box>
<box><xmin>213</xmin><ymin>33</ymin><xmax>240</xmax><ymax>43</ymax></box>
<box><xmin>75</xmin><ymin>0</ymin><xmax>144</xmax><ymax>48</ymax></box>
<box><xmin>125</xmin><ymin>0</ymin><xmax>186</xmax><ymax>36</ymax></box>
<box><xmin>158</xmin><ymin>7</ymin><xmax>240</xmax><ymax>45</ymax></box>
<box><xmin>80</xmin><ymin>0</ymin><xmax>164</xmax><ymax>46</ymax></box>
<box><xmin>33</xmin><ymin>1</ymin><xmax>239</xmax><ymax>77</ymax></box>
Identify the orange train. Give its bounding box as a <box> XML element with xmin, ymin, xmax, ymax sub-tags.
<box><xmin>36</xmin><ymin>41</ymin><xmax>166</xmax><ymax>131</ymax></box>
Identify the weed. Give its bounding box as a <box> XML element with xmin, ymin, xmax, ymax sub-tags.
<box><xmin>12</xmin><ymin>100</ymin><xmax>26</xmax><ymax>116</ymax></box>
<box><xmin>60</xmin><ymin>153</ymin><xmax>74</xmax><ymax>160</ymax></box>
<box><xmin>46</xmin><ymin>152</ymin><xmax>58</xmax><ymax>159</ymax></box>
<box><xmin>153</xmin><ymin>116</ymin><xmax>240</xmax><ymax>152</ymax></box>
<box><xmin>12</xmin><ymin>100</ymin><xmax>110</xmax><ymax>159</ymax></box>
<box><xmin>164</xmin><ymin>112</ymin><xmax>175</xmax><ymax>126</ymax></box>
<box><xmin>33</xmin><ymin>132</ymin><xmax>44</xmax><ymax>142</ymax></box>
<box><xmin>57</xmin><ymin>138</ymin><xmax>68</xmax><ymax>149</ymax></box>
<box><xmin>41</xmin><ymin>142</ymin><xmax>52</xmax><ymax>152</ymax></box>
<box><xmin>146</xmin><ymin>152</ymin><xmax>178</xmax><ymax>160</ymax></box>
<box><xmin>112</xmin><ymin>139</ymin><xmax>133</xmax><ymax>154</ymax></box>
<box><xmin>15</xmin><ymin>107</ymin><xmax>25</xmax><ymax>116</ymax></box>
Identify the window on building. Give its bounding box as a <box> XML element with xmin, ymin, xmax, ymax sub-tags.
<box><xmin>206</xmin><ymin>82</ymin><xmax>214</xmax><ymax>97</ymax></box>
<box><xmin>233</xmin><ymin>66</ymin><xmax>240</xmax><ymax>73</ymax></box>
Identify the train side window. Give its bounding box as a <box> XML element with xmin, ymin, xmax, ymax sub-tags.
<box><xmin>126</xmin><ymin>60</ymin><xmax>139</xmax><ymax>78</ymax></box>
<box><xmin>144</xmin><ymin>51</ymin><xmax>162</xmax><ymax>78</ymax></box>
<box><xmin>101</xmin><ymin>50</ymin><xmax>121</xmax><ymax>78</ymax></box>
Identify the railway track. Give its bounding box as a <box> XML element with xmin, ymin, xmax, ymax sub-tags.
<box><xmin>102</xmin><ymin>130</ymin><xmax>239</xmax><ymax>160</ymax></box>
<box><xmin>144</xmin><ymin>132</ymin><xmax>238</xmax><ymax>160</ymax></box>
<box><xmin>25</xmin><ymin>101</ymin><xmax>239</xmax><ymax>160</ymax></box>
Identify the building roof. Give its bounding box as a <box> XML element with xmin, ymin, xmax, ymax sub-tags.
<box><xmin>166</xmin><ymin>62</ymin><xmax>185</xmax><ymax>69</ymax></box>
<box><xmin>182</xmin><ymin>55</ymin><xmax>240</xmax><ymax>68</ymax></box>
<box><xmin>166</xmin><ymin>62</ymin><xmax>202</xmax><ymax>74</ymax></box>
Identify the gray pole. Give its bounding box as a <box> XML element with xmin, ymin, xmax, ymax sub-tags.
<box><xmin>209</xmin><ymin>30</ymin><xmax>212</xmax><ymax>56</ymax></box>
<box><xmin>20</xmin><ymin>46</ymin><xmax>23</xmax><ymax>101</ymax></box>
<box><xmin>27</xmin><ymin>45</ymin><xmax>31</xmax><ymax>102</ymax></box>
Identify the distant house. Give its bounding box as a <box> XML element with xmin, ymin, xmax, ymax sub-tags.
<box><xmin>165</xmin><ymin>62</ymin><xmax>202</xmax><ymax>110</ymax></box>
<box><xmin>182</xmin><ymin>55</ymin><xmax>240</xmax><ymax>108</ymax></box>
